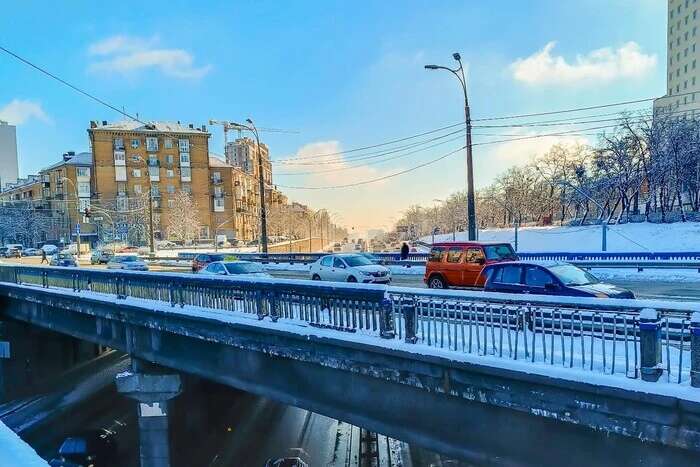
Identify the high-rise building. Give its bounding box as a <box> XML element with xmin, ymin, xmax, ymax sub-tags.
<box><xmin>225</xmin><ymin>137</ymin><xmax>272</xmax><ymax>186</ymax></box>
<box><xmin>654</xmin><ymin>0</ymin><xmax>700</xmax><ymax>116</ymax></box>
<box><xmin>0</xmin><ymin>121</ymin><xmax>19</xmax><ymax>190</ymax></box>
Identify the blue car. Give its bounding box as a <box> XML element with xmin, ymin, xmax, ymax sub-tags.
<box><xmin>482</xmin><ymin>261</ymin><xmax>634</xmax><ymax>299</ymax></box>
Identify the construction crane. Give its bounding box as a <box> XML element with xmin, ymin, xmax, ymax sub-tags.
<box><xmin>208</xmin><ymin>119</ymin><xmax>298</xmax><ymax>153</ymax></box>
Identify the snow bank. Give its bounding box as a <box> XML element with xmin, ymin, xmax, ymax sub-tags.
<box><xmin>593</xmin><ymin>268</ymin><xmax>700</xmax><ymax>283</ymax></box>
<box><xmin>424</xmin><ymin>222</ymin><xmax>700</xmax><ymax>253</ymax></box>
<box><xmin>0</xmin><ymin>421</ymin><xmax>48</xmax><ymax>466</ymax></box>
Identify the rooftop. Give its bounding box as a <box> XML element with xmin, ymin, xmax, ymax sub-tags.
<box><xmin>41</xmin><ymin>152</ymin><xmax>93</xmax><ymax>171</ymax></box>
<box><xmin>89</xmin><ymin>120</ymin><xmax>209</xmax><ymax>135</ymax></box>
<box><xmin>208</xmin><ymin>154</ymin><xmax>233</xmax><ymax>168</ymax></box>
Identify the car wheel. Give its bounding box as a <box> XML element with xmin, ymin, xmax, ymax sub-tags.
<box><xmin>312</xmin><ymin>274</ymin><xmax>321</xmax><ymax>281</ymax></box>
<box><xmin>428</xmin><ymin>276</ymin><xmax>446</xmax><ymax>289</ymax></box>
<box><xmin>347</xmin><ymin>276</ymin><xmax>357</xmax><ymax>283</ymax></box>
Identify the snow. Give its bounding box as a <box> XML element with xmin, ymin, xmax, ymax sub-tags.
<box><xmin>592</xmin><ymin>268</ymin><xmax>700</xmax><ymax>283</ymax></box>
<box><xmin>0</xmin><ymin>420</ymin><xmax>48</xmax><ymax>466</ymax></box>
<box><xmin>424</xmin><ymin>222</ymin><xmax>700</xmax><ymax>253</ymax></box>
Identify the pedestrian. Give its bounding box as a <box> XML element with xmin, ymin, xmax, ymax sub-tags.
<box><xmin>400</xmin><ymin>242</ymin><xmax>410</xmax><ymax>260</ymax></box>
<box><xmin>40</xmin><ymin>248</ymin><xmax>48</xmax><ymax>264</ymax></box>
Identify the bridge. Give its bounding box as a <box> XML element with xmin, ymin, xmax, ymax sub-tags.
<box><xmin>1</xmin><ymin>264</ymin><xmax>700</xmax><ymax>466</ymax></box>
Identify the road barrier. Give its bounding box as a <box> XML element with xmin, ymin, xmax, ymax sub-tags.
<box><xmin>2</xmin><ymin>264</ymin><xmax>699</xmax><ymax>387</ymax></box>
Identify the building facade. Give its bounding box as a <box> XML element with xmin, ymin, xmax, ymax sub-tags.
<box><xmin>654</xmin><ymin>0</ymin><xmax>700</xmax><ymax>116</ymax></box>
<box><xmin>0</xmin><ymin>121</ymin><xmax>19</xmax><ymax>190</ymax></box>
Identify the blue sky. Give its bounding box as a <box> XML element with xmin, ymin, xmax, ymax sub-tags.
<box><xmin>1</xmin><ymin>0</ymin><xmax>666</xmax><ymax>231</ymax></box>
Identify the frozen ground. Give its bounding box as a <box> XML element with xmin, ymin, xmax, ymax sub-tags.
<box><xmin>0</xmin><ymin>421</ymin><xmax>48</xmax><ymax>466</ymax></box>
<box><xmin>424</xmin><ymin>222</ymin><xmax>700</xmax><ymax>253</ymax></box>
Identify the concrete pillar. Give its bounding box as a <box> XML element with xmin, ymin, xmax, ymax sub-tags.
<box><xmin>690</xmin><ymin>312</ymin><xmax>700</xmax><ymax>388</ymax></box>
<box><xmin>116</xmin><ymin>360</ymin><xmax>182</xmax><ymax>467</ymax></box>
<box><xmin>380</xmin><ymin>297</ymin><xmax>395</xmax><ymax>339</ymax></box>
<box><xmin>639</xmin><ymin>308</ymin><xmax>662</xmax><ymax>382</ymax></box>
<box><xmin>402</xmin><ymin>298</ymin><xmax>418</xmax><ymax>344</ymax></box>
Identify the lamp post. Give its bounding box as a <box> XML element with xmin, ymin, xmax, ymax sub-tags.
<box><xmin>425</xmin><ymin>53</ymin><xmax>477</xmax><ymax>241</ymax></box>
<box><xmin>230</xmin><ymin>119</ymin><xmax>268</xmax><ymax>254</ymax></box>
<box><xmin>133</xmin><ymin>156</ymin><xmax>156</xmax><ymax>255</ymax></box>
<box><xmin>60</xmin><ymin>177</ymin><xmax>83</xmax><ymax>257</ymax></box>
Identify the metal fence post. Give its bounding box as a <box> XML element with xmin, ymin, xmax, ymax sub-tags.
<box><xmin>402</xmin><ymin>297</ymin><xmax>418</xmax><ymax>344</ymax></box>
<box><xmin>255</xmin><ymin>290</ymin><xmax>266</xmax><ymax>320</ymax></box>
<box><xmin>269</xmin><ymin>290</ymin><xmax>279</xmax><ymax>322</ymax></box>
<box><xmin>691</xmin><ymin>312</ymin><xmax>700</xmax><ymax>388</ymax></box>
<box><xmin>639</xmin><ymin>308</ymin><xmax>662</xmax><ymax>382</ymax></box>
<box><xmin>380</xmin><ymin>297</ymin><xmax>395</xmax><ymax>339</ymax></box>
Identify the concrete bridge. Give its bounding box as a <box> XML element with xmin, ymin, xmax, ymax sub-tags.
<box><xmin>1</xmin><ymin>265</ymin><xmax>700</xmax><ymax>467</ymax></box>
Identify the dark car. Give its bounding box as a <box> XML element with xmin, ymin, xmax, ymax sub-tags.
<box><xmin>191</xmin><ymin>253</ymin><xmax>225</xmax><ymax>272</ymax></box>
<box><xmin>50</xmin><ymin>252</ymin><xmax>78</xmax><ymax>267</ymax></box>
<box><xmin>483</xmin><ymin>261</ymin><xmax>635</xmax><ymax>299</ymax></box>
<box><xmin>90</xmin><ymin>249</ymin><xmax>114</xmax><ymax>264</ymax></box>
<box><xmin>49</xmin><ymin>429</ymin><xmax>117</xmax><ymax>467</ymax></box>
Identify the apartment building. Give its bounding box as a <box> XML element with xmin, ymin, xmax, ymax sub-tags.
<box><xmin>654</xmin><ymin>0</ymin><xmax>700</xmax><ymax>116</ymax></box>
<box><xmin>0</xmin><ymin>121</ymin><xmax>19</xmax><ymax>190</ymax></box>
<box><xmin>225</xmin><ymin>137</ymin><xmax>273</xmax><ymax>186</ymax></box>
<box><xmin>209</xmin><ymin>155</ymin><xmax>261</xmax><ymax>241</ymax></box>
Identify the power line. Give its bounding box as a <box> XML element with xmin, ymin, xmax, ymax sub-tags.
<box><xmin>0</xmin><ymin>44</ymin><xmax>143</xmax><ymax>124</ymax></box>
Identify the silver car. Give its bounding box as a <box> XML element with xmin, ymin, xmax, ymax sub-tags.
<box><xmin>197</xmin><ymin>261</ymin><xmax>271</xmax><ymax>278</ymax></box>
<box><xmin>309</xmin><ymin>253</ymin><xmax>391</xmax><ymax>284</ymax></box>
<box><xmin>106</xmin><ymin>255</ymin><xmax>149</xmax><ymax>271</ymax></box>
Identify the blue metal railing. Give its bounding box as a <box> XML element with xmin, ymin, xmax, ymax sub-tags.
<box><xmin>1</xmin><ymin>264</ymin><xmax>697</xmax><ymax>385</ymax></box>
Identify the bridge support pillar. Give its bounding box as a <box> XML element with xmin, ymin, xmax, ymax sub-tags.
<box><xmin>691</xmin><ymin>313</ymin><xmax>700</xmax><ymax>388</ymax></box>
<box><xmin>639</xmin><ymin>309</ymin><xmax>662</xmax><ymax>382</ymax></box>
<box><xmin>116</xmin><ymin>360</ymin><xmax>182</xmax><ymax>467</ymax></box>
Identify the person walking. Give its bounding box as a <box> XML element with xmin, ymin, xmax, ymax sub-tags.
<box><xmin>400</xmin><ymin>242</ymin><xmax>410</xmax><ymax>260</ymax></box>
<box><xmin>40</xmin><ymin>248</ymin><xmax>48</xmax><ymax>264</ymax></box>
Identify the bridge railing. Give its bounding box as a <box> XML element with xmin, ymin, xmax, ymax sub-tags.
<box><xmin>1</xmin><ymin>264</ymin><xmax>698</xmax><ymax>386</ymax></box>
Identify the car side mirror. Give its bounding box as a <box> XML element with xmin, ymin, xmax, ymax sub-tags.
<box><xmin>544</xmin><ymin>282</ymin><xmax>558</xmax><ymax>291</ymax></box>
<box><xmin>217</xmin><ymin>270</ymin><xmax>227</xmax><ymax>275</ymax></box>
<box><xmin>476</xmin><ymin>257</ymin><xmax>485</xmax><ymax>265</ymax></box>
<box><xmin>338</xmin><ymin>264</ymin><xmax>346</xmax><ymax>269</ymax></box>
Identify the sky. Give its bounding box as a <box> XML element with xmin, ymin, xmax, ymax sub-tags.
<box><xmin>0</xmin><ymin>0</ymin><xmax>667</xmax><ymax>232</ymax></box>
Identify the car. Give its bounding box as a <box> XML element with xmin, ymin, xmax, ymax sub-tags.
<box><xmin>42</xmin><ymin>244</ymin><xmax>59</xmax><ymax>255</ymax></box>
<box><xmin>106</xmin><ymin>255</ymin><xmax>149</xmax><ymax>271</ymax></box>
<box><xmin>90</xmin><ymin>249</ymin><xmax>114</xmax><ymax>264</ymax></box>
<box><xmin>482</xmin><ymin>261</ymin><xmax>635</xmax><ymax>299</ymax></box>
<box><xmin>23</xmin><ymin>247</ymin><xmax>42</xmax><ymax>256</ymax></box>
<box><xmin>310</xmin><ymin>253</ymin><xmax>392</xmax><ymax>284</ymax></box>
<box><xmin>264</xmin><ymin>458</ymin><xmax>309</xmax><ymax>467</ymax></box>
<box><xmin>4</xmin><ymin>247</ymin><xmax>21</xmax><ymax>258</ymax></box>
<box><xmin>156</xmin><ymin>240</ymin><xmax>177</xmax><ymax>250</ymax></box>
<box><xmin>191</xmin><ymin>253</ymin><xmax>225</xmax><ymax>272</ymax></box>
<box><xmin>424</xmin><ymin>242</ymin><xmax>517</xmax><ymax>289</ymax></box>
<box><xmin>48</xmin><ymin>429</ymin><xmax>118</xmax><ymax>467</ymax></box>
<box><xmin>116</xmin><ymin>245</ymin><xmax>139</xmax><ymax>254</ymax></box>
<box><xmin>50</xmin><ymin>252</ymin><xmax>78</xmax><ymax>267</ymax></box>
<box><xmin>197</xmin><ymin>260</ymin><xmax>271</xmax><ymax>278</ymax></box>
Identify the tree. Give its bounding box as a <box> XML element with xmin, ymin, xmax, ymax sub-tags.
<box><xmin>166</xmin><ymin>191</ymin><xmax>200</xmax><ymax>243</ymax></box>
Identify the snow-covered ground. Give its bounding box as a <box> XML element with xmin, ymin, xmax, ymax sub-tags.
<box><xmin>0</xmin><ymin>421</ymin><xmax>48</xmax><ymax>466</ymax></box>
<box><xmin>424</xmin><ymin>222</ymin><xmax>700</xmax><ymax>252</ymax></box>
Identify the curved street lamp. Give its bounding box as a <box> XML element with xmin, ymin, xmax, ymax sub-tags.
<box><xmin>425</xmin><ymin>52</ymin><xmax>477</xmax><ymax>241</ymax></box>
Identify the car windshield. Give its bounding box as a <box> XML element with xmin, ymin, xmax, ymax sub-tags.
<box><xmin>209</xmin><ymin>255</ymin><xmax>225</xmax><ymax>262</ymax></box>
<box><xmin>224</xmin><ymin>262</ymin><xmax>264</xmax><ymax>274</ymax></box>
<box><xmin>121</xmin><ymin>255</ymin><xmax>138</xmax><ymax>262</ymax></box>
<box><xmin>483</xmin><ymin>244</ymin><xmax>517</xmax><ymax>261</ymax></box>
<box><xmin>549</xmin><ymin>264</ymin><xmax>599</xmax><ymax>286</ymax></box>
<box><xmin>343</xmin><ymin>255</ymin><xmax>373</xmax><ymax>267</ymax></box>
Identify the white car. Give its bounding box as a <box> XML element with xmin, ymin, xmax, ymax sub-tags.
<box><xmin>106</xmin><ymin>255</ymin><xmax>149</xmax><ymax>271</ymax></box>
<box><xmin>310</xmin><ymin>254</ymin><xmax>391</xmax><ymax>284</ymax></box>
<box><xmin>197</xmin><ymin>260</ymin><xmax>271</xmax><ymax>278</ymax></box>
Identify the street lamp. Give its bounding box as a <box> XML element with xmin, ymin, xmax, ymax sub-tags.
<box><xmin>425</xmin><ymin>52</ymin><xmax>477</xmax><ymax>241</ymax></box>
<box><xmin>60</xmin><ymin>176</ymin><xmax>83</xmax><ymax>257</ymax></box>
<box><xmin>133</xmin><ymin>155</ymin><xmax>156</xmax><ymax>255</ymax></box>
<box><xmin>230</xmin><ymin>119</ymin><xmax>269</xmax><ymax>254</ymax></box>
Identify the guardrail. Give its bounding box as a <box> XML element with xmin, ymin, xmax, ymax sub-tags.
<box><xmin>2</xmin><ymin>264</ymin><xmax>699</xmax><ymax>387</ymax></box>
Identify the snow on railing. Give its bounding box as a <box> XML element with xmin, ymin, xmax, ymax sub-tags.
<box><xmin>1</xmin><ymin>264</ymin><xmax>698</xmax><ymax>386</ymax></box>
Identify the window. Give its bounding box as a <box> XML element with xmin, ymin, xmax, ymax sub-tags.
<box><xmin>214</xmin><ymin>198</ymin><xmax>224</xmax><ymax>211</ymax></box>
<box><xmin>179</xmin><ymin>152</ymin><xmax>190</xmax><ymax>165</ymax></box>
<box><xmin>178</xmin><ymin>139</ymin><xmax>190</xmax><ymax>152</ymax></box>
<box><xmin>213</xmin><ymin>171</ymin><xmax>221</xmax><ymax>182</ymax></box>
<box><xmin>446</xmin><ymin>247</ymin><xmax>463</xmax><ymax>263</ymax></box>
<box><xmin>166</xmin><ymin>154</ymin><xmax>174</xmax><ymax>164</ymax></box>
<box><xmin>131</xmin><ymin>139</ymin><xmax>140</xmax><ymax>149</ymax></box>
<box><xmin>525</xmin><ymin>267</ymin><xmax>554</xmax><ymax>287</ymax></box>
<box><xmin>214</xmin><ymin>186</ymin><xmax>223</xmax><ymax>197</ymax></box>
<box><xmin>151</xmin><ymin>184</ymin><xmax>160</xmax><ymax>196</ymax></box>
<box><xmin>164</xmin><ymin>138</ymin><xmax>174</xmax><ymax>149</ymax></box>
<box><xmin>78</xmin><ymin>198</ymin><xmax>91</xmax><ymax>212</ymax></box>
<box><xmin>132</xmin><ymin>169</ymin><xmax>142</xmax><ymax>177</ymax></box>
<box><xmin>465</xmin><ymin>247</ymin><xmax>485</xmax><ymax>263</ymax></box>
<box><xmin>148</xmin><ymin>154</ymin><xmax>158</xmax><ymax>166</ymax></box>
<box><xmin>115</xmin><ymin>166</ymin><xmax>127</xmax><ymax>182</ymax></box>
<box><xmin>117</xmin><ymin>182</ymin><xmax>127</xmax><ymax>194</ymax></box>
<box><xmin>181</xmin><ymin>184</ymin><xmax>192</xmax><ymax>194</ymax></box>
<box><xmin>131</xmin><ymin>155</ymin><xmax>140</xmax><ymax>162</ymax></box>
<box><xmin>77</xmin><ymin>182</ymin><xmax>90</xmax><ymax>196</ymax></box>
<box><xmin>167</xmin><ymin>184</ymin><xmax>175</xmax><ymax>194</ymax></box>
<box><xmin>429</xmin><ymin>247</ymin><xmax>444</xmax><ymax>262</ymax></box>
<box><xmin>116</xmin><ymin>196</ymin><xmax>127</xmax><ymax>212</ymax></box>
<box><xmin>321</xmin><ymin>256</ymin><xmax>333</xmax><ymax>267</ymax></box>
<box><xmin>333</xmin><ymin>257</ymin><xmax>346</xmax><ymax>268</ymax></box>
<box><xmin>166</xmin><ymin>169</ymin><xmax>174</xmax><ymax>178</ymax></box>
<box><xmin>146</xmin><ymin>137</ymin><xmax>158</xmax><ymax>151</ymax></box>
<box><xmin>114</xmin><ymin>150</ymin><xmax>126</xmax><ymax>165</ymax></box>
<box><xmin>114</xmin><ymin>137</ymin><xmax>125</xmax><ymax>150</ymax></box>
<box><xmin>181</xmin><ymin>167</ymin><xmax>192</xmax><ymax>180</ymax></box>
<box><xmin>168</xmin><ymin>199</ymin><xmax>174</xmax><ymax>208</ymax></box>
<box><xmin>499</xmin><ymin>265</ymin><xmax>522</xmax><ymax>284</ymax></box>
<box><xmin>76</xmin><ymin>167</ymin><xmax>89</xmax><ymax>178</ymax></box>
<box><xmin>134</xmin><ymin>184</ymin><xmax>142</xmax><ymax>194</ymax></box>
<box><xmin>199</xmin><ymin>226</ymin><xmax>210</xmax><ymax>239</ymax></box>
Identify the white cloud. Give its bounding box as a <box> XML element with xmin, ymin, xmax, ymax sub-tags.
<box><xmin>87</xmin><ymin>35</ymin><xmax>211</xmax><ymax>79</ymax></box>
<box><xmin>509</xmin><ymin>41</ymin><xmax>656</xmax><ymax>86</ymax></box>
<box><xmin>0</xmin><ymin>99</ymin><xmax>50</xmax><ymax>125</ymax></box>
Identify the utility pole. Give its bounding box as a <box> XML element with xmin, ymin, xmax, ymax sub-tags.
<box><xmin>425</xmin><ymin>53</ymin><xmax>477</xmax><ymax>240</ymax></box>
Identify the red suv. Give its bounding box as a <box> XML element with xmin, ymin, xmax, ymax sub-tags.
<box><xmin>423</xmin><ymin>242</ymin><xmax>517</xmax><ymax>289</ymax></box>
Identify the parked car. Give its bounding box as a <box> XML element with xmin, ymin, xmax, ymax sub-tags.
<box><xmin>50</xmin><ymin>252</ymin><xmax>78</xmax><ymax>267</ymax></box>
<box><xmin>49</xmin><ymin>429</ymin><xmax>118</xmax><ymax>467</ymax></box>
<box><xmin>310</xmin><ymin>253</ymin><xmax>391</xmax><ymax>284</ymax></box>
<box><xmin>90</xmin><ymin>249</ymin><xmax>114</xmax><ymax>264</ymax></box>
<box><xmin>116</xmin><ymin>245</ymin><xmax>139</xmax><ymax>254</ymax></box>
<box><xmin>106</xmin><ymin>255</ymin><xmax>148</xmax><ymax>271</ymax></box>
<box><xmin>23</xmin><ymin>247</ymin><xmax>42</xmax><ymax>256</ymax></box>
<box><xmin>5</xmin><ymin>243</ymin><xmax>23</xmax><ymax>255</ymax></box>
<box><xmin>4</xmin><ymin>247</ymin><xmax>21</xmax><ymax>258</ymax></box>
<box><xmin>423</xmin><ymin>242</ymin><xmax>517</xmax><ymax>289</ymax></box>
<box><xmin>42</xmin><ymin>244</ymin><xmax>59</xmax><ymax>255</ymax></box>
<box><xmin>265</xmin><ymin>458</ymin><xmax>309</xmax><ymax>467</ymax></box>
<box><xmin>191</xmin><ymin>253</ymin><xmax>225</xmax><ymax>272</ymax></box>
<box><xmin>482</xmin><ymin>261</ymin><xmax>635</xmax><ymax>299</ymax></box>
<box><xmin>156</xmin><ymin>240</ymin><xmax>177</xmax><ymax>250</ymax></box>
<box><xmin>198</xmin><ymin>260</ymin><xmax>271</xmax><ymax>278</ymax></box>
